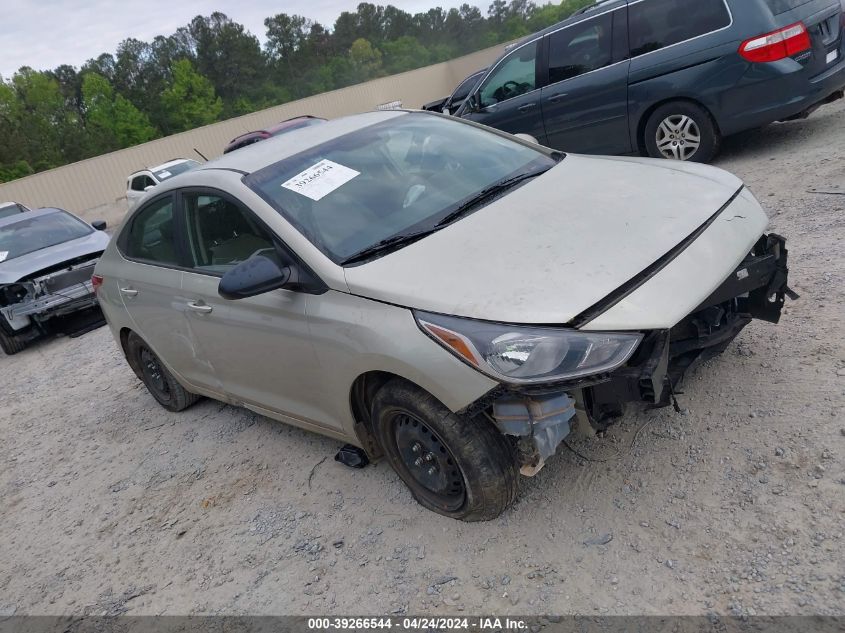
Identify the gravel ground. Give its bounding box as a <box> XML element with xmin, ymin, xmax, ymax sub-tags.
<box><xmin>1</xmin><ymin>101</ymin><xmax>844</xmax><ymax>618</ymax></box>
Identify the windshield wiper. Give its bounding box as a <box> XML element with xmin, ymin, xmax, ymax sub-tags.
<box><xmin>340</xmin><ymin>228</ymin><xmax>441</xmax><ymax>265</ymax></box>
<box><xmin>434</xmin><ymin>167</ymin><xmax>552</xmax><ymax>228</ymax></box>
<box><xmin>340</xmin><ymin>166</ymin><xmax>552</xmax><ymax>266</ymax></box>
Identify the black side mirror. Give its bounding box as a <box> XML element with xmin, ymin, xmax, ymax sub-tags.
<box><xmin>465</xmin><ymin>92</ymin><xmax>480</xmax><ymax>113</ymax></box>
<box><xmin>92</xmin><ymin>220</ymin><xmax>107</xmax><ymax>231</ymax></box>
<box><xmin>218</xmin><ymin>253</ymin><xmax>296</xmax><ymax>300</ymax></box>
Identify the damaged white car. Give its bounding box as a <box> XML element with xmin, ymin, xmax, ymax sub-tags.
<box><xmin>0</xmin><ymin>208</ymin><xmax>111</xmax><ymax>355</ymax></box>
<box><xmin>94</xmin><ymin>111</ymin><xmax>795</xmax><ymax>521</ymax></box>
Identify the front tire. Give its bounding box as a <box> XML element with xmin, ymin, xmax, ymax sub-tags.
<box><xmin>644</xmin><ymin>101</ymin><xmax>720</xmax><ymax>163</ymax></box>
<box><xmin>372</xmin><ymin>379</ymin><xmax>519</xmax><ymax>521</ymax></box>
<box><xmin>126</xmin><ymin>332</ymin><xmax>200</xmax><ymax>412</ymax></box>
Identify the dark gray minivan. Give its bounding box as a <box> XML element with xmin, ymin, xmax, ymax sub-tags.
<box><xmin>456</xmin><ymin>0</ymin><xmax>845</xmax><ymax>161</ymax></box>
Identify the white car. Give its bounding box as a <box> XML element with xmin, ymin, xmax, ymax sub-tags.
<box><xmin>126</xmin><ymin>159</ymin><xmax>200</xmax><ymax>208</ymax></box>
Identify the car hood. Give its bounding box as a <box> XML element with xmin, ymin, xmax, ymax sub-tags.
<box><xmin>343</xmin><ymin>154</ymin><xmax>744</xmax><ymax>325</ymax></box>
<box><xmin>0</xmin><ymin>230</ymin><xmax>111</xmax><ymax>284</ymax></box>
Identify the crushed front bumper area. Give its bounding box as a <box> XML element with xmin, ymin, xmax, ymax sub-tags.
<box><xmin>0</xmin><ymin>260</ymin><xmax>100</xmax><ymax>332</ymax></box>
<box><xmin>482</xmin><ymin>233</ymin><xmax>796</xmax><ymax>475</ymax></box>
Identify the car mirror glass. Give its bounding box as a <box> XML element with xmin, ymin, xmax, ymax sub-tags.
<box><xmin>92</xmin><ymin>220</ymin><xmax>107</xmax><ymax>231</ymax></box>
<box><xmin>218</xmin><ymin>253</ymin><xmax>294</xmax><ymax>300</ymax></box>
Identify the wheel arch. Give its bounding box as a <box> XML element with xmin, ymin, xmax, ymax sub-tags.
<box><xmin>636</xmin><ymin>97</ymin><xmax>721</xmax><ymax>156</ymax></box>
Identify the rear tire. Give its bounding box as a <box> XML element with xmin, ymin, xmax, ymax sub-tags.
<box><xmin>644</xmin><ymin>101</ymin><xmax>720</xmax><ymax>163</ymax></box>
<box><xmin>0</xmin><ymin>327</ymin><xmax>28</xmax><ymax>355</ymax></box>
<box><xmin>126</xmin><ymin>331</ymin><xmax>200</xmax><ymax>412</ymax></box>
<box><xmin>371</xmin><ymin>379</ymin><xmax>519</xmax><ymax>522</ymax></box>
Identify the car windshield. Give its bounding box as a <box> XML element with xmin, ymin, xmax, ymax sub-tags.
<box><xmin>0</xmin><ymin>212</ymin><xmax>93</xmax><ymax>262</ymax></box>
<box><xmin>153</xmin><ymin>160</ymin><xmax>199</xmax><ymax>181</ymax></box>
<box><xmin>451</xmin><ymin>72</ymin><xmax>484</xmax><ymax>103</ymax></box>
<box><xmin>245</xmin><ymin>113</ymin><xmax>555</xmax><ymax>264</ymax></box>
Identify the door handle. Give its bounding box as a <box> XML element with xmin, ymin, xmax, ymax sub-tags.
<box><xmin>547</xmin><ymin>93</ymin><xmax>567</xmax><ymax>103</ymax></box>
<box><xmin>517</xmin><ymin>102</ymin><xmax>538</xmax><ymax>113</ymax></box>
<box><xmin>119</xmin><ymin>287</ymin><xmax>138</xmax><ymax>297</ymax></box>
<box><xmin>187</xmin><ymin>301</ymin><xmax>213</xmax><ymax>314</ymax></box>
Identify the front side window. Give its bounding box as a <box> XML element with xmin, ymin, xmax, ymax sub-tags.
<box><xmin>183</xmin><ymin>193</ymin><xmax>275</xmax><ymax>274</ymax></box>
<box><xmin>244</xmin><ymin>113</ymin><xmax>555</xmax><ymax>264</ymax></box>
<box><xmin>124</xmin><ymin>196</ymin><xmax>179</xmax><ymax>265</ymax></box>
<box><xmin>478</xmin><ymin>41</ymin><xmax>538</xmax><ymax>108</ymax></box>
<box><xmin>0</xmin><ymin>211</ymin><xmax>93</xmax><ymax>261</ymax></box>
<box><xmin>629</xmin><ymin>0</ymin><xmax>731</xmax><ymax>57</ymax></box>
<box><xmin>131</xmin><ymin>175</ymin><xmax>154</xmax><ymax>191</ymax></box>
<box><xmin>548</xmin><ymin>12</ymin><xmax>614</xmax><ymax>84</ymax></box>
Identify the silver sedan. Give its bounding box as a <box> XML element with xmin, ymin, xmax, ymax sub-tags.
<box><xmin>93</xmin><ymin>110</ymin><xmax>794</xmax><ymax>520</ymax></box>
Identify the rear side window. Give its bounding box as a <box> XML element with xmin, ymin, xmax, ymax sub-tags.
<box><xmin>764</xmin><ymin>0</ymin><xmax>814</xmax><ymax>14</ymax></box>
<box><xmin>547</xmin><ymin>12</ymin><xmax>614</xmax><ymax>84</ymax></box>
<box><xmin>124</xmin><ymin>196</ymin><xmax>179</xmax><ymax>266</ymax></box>
<box><xmin>628</xmin><ymin>0</ymin><xmax>731</xmax><ymax>57</ymax></box>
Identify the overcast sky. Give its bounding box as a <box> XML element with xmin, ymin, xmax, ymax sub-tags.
<box><xmin>1</xmin><ymin>0</ymin><xmax>480</xmax><ymax>78</ymax></box>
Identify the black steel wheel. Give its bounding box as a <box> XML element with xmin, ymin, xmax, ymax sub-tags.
<box><xmin>372</xmin><ymin>379</ymin><xmax>519</xmax><ymax>521</ymax></box>
<box><xmin>392</xmin><ymin>412</ymin><xmax>466</xmax><ymax>512</ymax></box>
<box><xmin>126</xmin><ymin>331</ymin><xmax>200</xmax><ymax>412</ymax></box>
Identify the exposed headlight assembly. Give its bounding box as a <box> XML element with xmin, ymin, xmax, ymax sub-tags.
<box><xmin>415</xmin><ymin>311</ymin><xmax>642</xmax><ymax>384</ymax></box>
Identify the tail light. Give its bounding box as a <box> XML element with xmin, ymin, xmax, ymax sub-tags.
<box><xmin>739</xmin><ymin>22</ymin><xmax>811</xmax><ymax>63</ymax></box>
<box><xmin>91</xmin><ymin>274</ymin><xmax>104</xmax><ymax>295</ymax></box>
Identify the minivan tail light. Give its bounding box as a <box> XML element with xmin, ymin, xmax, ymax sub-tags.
<box><xmin>91</xmin><ymin>274</ymin><xmax>104</xmax><ymax>294</ymax></box>
<box><xmin>739</xmin><ymin>22</ymin><xmax>811</xmax><ymax>63</ymax></box>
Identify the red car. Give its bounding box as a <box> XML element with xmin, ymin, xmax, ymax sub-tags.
<box><xmin>223</xmin><ymin>116</ymin><xmax>327</xmax><ymax>154</ymax></box>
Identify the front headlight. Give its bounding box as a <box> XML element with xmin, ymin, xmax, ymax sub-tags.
<box><xmin>415</xmin><ymin>311</ymin><xmax>642</xmax><ymax>384</ymax></box>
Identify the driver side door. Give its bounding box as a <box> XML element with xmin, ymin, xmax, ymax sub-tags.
<box><xmin>460</xmin><ymin>40</ymin><xmax>547</xmax><ymax>141</ymax></box>
<box><xmin>176</xmin><ymin>189</ymin><xmax>332</xmax><ymax>429</ymax></box>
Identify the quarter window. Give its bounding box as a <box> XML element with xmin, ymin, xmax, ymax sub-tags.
<box><xmin>183</xmin><ymin>193</ymin><xmax>275</xmax><ymax>274</ymax></box>
<box><xmin>547</xmin><ymin>12</ymin><xmax>614</xmax><ymax>84</ymax></box>
<box><xmin>478</xmin><ymin>41</ymin><xmax>538</xmax><ymax>108</ymax></box>
<box><xmin>125</xmin><ymin>196</ymin><xmax>179</xmax><ymax>265</ymax></box>
<box><xmin>628</xmin><ymin>0</ymin><xmax>731</xmax><ymax>58</ymax></box>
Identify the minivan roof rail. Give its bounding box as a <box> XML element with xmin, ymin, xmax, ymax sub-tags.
<box><xmin>573</xmin><ymin>0</ymin><xmax>623</xmax><ymax>16</ymax></box>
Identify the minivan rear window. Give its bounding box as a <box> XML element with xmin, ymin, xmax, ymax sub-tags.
<box><xmin>764</xmin><ymin>0</ymin><xmax>814</xmax><ymax>14</ymax></box>
<box><xmin>629</xmin><ymin>0</ymin><xmax>732</xmax><ymax>57</ymax></box>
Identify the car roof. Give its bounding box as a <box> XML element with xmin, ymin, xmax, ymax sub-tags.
<box><xmin>150</xmin><ymin>158</ymin><xmax>195</xmax><ymax>172</ymax></box>
<box><xmin>198</xmin><ymin>110</ymin><xmax>406</xmax><ymax>177</ymax></box>
<box><xmin>0</xmin><ymin>206</ymin><xmax>62</xmax><ymax>229</ymax></box>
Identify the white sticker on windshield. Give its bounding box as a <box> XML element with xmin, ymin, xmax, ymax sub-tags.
<box><xmin>281</xmin><ymin>159</ymin><xmax>360</xmax><ymax>201</ymax></box>
<box><xmin>157</xmin><ymin>170</ymin><xmax>172</xmax><ymax>179</ymax></box>
<box><xmin>0</xmin><ymin>251</ymin><xmax>8</xmax><ymax>263</ymax></box>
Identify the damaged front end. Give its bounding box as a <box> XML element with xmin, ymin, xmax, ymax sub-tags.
<box><xmin>0</xmin><ymin>256</ymin><xmax>102</xmax><ymax>340</ymax></box>
<box><xmin>459</xmin><ymin>233</ymin><xmax>796</xmax><ymax>476</ymax></box>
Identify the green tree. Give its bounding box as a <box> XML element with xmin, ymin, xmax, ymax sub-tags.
<box><xmin>348</xmin><ymin>38</ymin><xmax>384</xmax><ymax>83</ymax></box>
<box><xmin>82</xmin><ymin>72</ymin><xmax>157</xmax><ymax>152</ymax></box>
<box><xmin>160</xmin><ymin>59</ymin><xmax>222</xmax><ymax>133</ymax></box>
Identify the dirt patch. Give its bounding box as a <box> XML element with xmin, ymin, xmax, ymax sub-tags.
<box><xmin>1</xmin><ymin>102</ymin><xmax>844</xmax><ymax>616</ymax></box>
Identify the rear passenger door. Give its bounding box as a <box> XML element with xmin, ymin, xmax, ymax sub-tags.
<box><xmin>539</xmin><ymin>7</ymin><xmax>632</xmax><ymax>154</ymax></box>
<box><xmin>115</xmin><ymin>194</ymin><xmax>210</xmax><ymax>389</ymax></box>
<box><xmin>460</xmin><ymin>40</ymin><xmax>547</xmax><ymax>140</ymax></box>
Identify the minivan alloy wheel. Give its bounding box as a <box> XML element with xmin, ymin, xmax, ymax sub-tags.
<box><xmin>656</xmin><ymin>115</ymin><xmax>701</xmax><ymax>160</ymax></box>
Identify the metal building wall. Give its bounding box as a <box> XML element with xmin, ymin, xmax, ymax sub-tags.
<box><xmin>0</xmin><ymin>44</ymin><xmax>503</xmax><ymax>215</ymax></box>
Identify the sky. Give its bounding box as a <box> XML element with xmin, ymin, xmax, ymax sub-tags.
<box><xmin>1</xmin><ymin>0</ymin><xmax>480</xmax><ymax>79</ymax></box>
